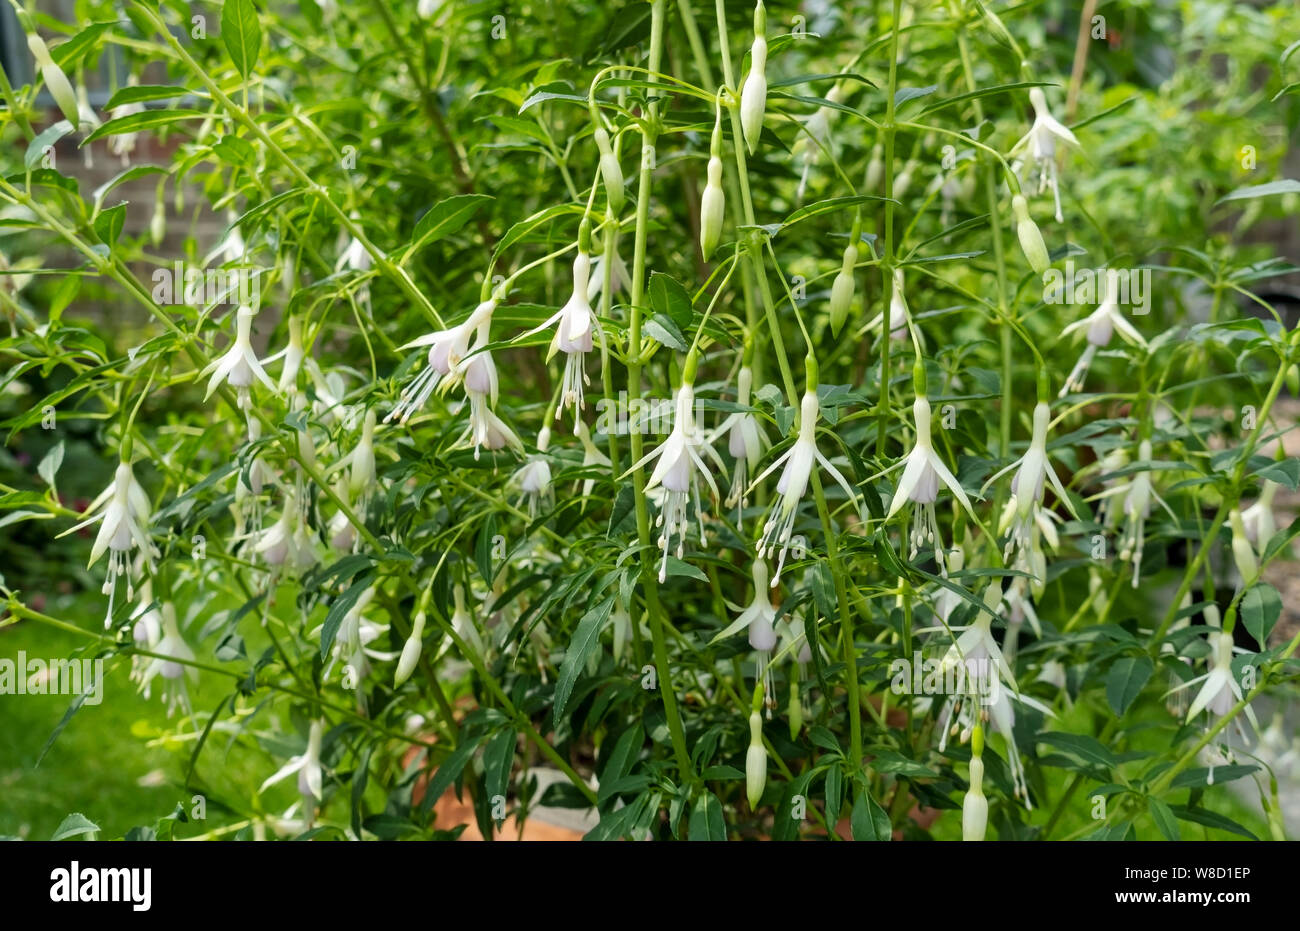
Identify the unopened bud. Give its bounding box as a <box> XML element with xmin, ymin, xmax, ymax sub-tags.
<box><xmin>27</xmin><ymin>34</ymin><xmax>81</xmax><ymax>127</ymax></box>
<box><xmin>828</xmin><ymin>243</ymin><xmax>857</xmax><ymax>335</ymax></box>
<box><xmin>594</xmin><ymin>128</ymin><xmax>625</xmax><ymax>217</ymax></box>
<box><xmin>394</xmin><ymin>610</ymin><xmax>427</xmax><ymax>686</ymax></box>
<box><xmin>745</xmin><ymin>710</ymin><xmax>767</xmax><ymax>809</ymax></box>
<box><xmin>700</xmin><ymin>156</ymin><xmax>725</xmax><ymax>260</ymax></box>
<box><xmin>1012</xmin><ymin>194</ymin><xmax>1050</xmax><ymax>275</ymax></box>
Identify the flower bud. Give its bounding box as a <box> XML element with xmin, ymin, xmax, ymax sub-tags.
<box><xmin>739</xmin><ymin>4</ymin><xmax>768</xmax><ymax>154</ymax></box>
<box><xmin>865</xmin><ymin>143</ymin><xmax>884</xmax><ymax>191</ymax></box>
<box><xmin>699</xmin><ymin>156</ymin><xmax>725</xmax><ymax>260</ymax></box>
<box><xmin>1287</xmin><ymin>363</ymin><xmax>1299</xmax><ymax>397</ymax></box>
<box><xmin>26</xmin><ymin>34</ymin><xmax>81</xmax><ymax>128</ymax></box>
<box><xmin>962</xmin><ymin>725</ymin><xmax>988</xmax><ymax>841</ymax></box>
<box><xmin>829</xmin><ymin>243</ymin><xmax>857</xmax><ymax>335</ymax></box>
<box><xmin>150</xmin><ymin>199</ymin><xmax>166</xmax><ymax>247</ymax></box>
<box><xmin>594</xmin><ymin>128</ymin><xmax>624</xmax><ymax>217</ymax></box>
<box><xmin>1012</xmin><ymin>194</ymin><xmax>1049</xmax><ymax>275</ymax></box>
<box><xmin>395</xmin><ymin>610</ymin><xmax>426</xmax><ymax>687</ymax></box>
<box><xmin>1229</xmin><ymin>508</ymin><xmax>1258</xmax><ymax>585</ymax></box>
<box><xmin>787</xmin><ymin>677</ymin><xmax>803</xmax><ymax>739</ymax></box>
<box><xmin>745</xmin><ymin>710</ymin><xmax>767</xmax><ymax>809</ymax></box>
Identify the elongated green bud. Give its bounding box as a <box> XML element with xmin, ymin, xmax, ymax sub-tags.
<box><xmin>594</xmin><ymin>127</ymin><xmax>625</xmax><ymax>217</ymax></box>
<box><xmin>745</xmin><ymin>710</ymin><xmax>767</xmax><ymax>809</ymax></box>
<box><xmin>27</xmin><ymin>34</ymin><xmax>81</xmax><ymax>127</ymax></box>
<box><xmin>962</xmin><ymin>724</ymin><xmax>988</xmax><ymax>841</ymax></box>
<box><xmin>1287</xmin><ymin>362</ymin><xmax>1299</xmax><ymax>396</ymax></box>
<box><xmin>829</xmin><ymin>242</ymin><xmax>858</xmax><ymax>336</ymax></box>
<box><xmin>700</xmin><ymin>156</ymin><xmax>725</xmax><ymax>260</ymax></box>
<box><xmin>1229</xmin><ymin>508</ymin><xmax>1258</xmax><ymax>585</ymax></box>
<box><xmin>394</xmin><ymin>610</ymin><xmax>426</xmax><ymax>686</ymax></box>
<box><xmin>1012</xmin><ymin>194</ymin><xmax>1050</xmax><ymax>275</ymax></box>
<box><xmin>739</xmin><ymin>3</ymin><xmax>768</xmax><ymax>154</ymax></box>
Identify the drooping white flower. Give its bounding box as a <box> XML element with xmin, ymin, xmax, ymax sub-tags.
<box><xmin>513</xmin><ymin>426</ymin><xmax>554</xmax><ymax>518</ymax></box>
<box><xmin>751</xmin><ymin>388</ymin><xmax>859</xmax><ymax>586</ymax></box>
<box><xmin>1009</xmin><ymin>88</ymin><xmax>1079</xmax><ymax>223</ymax></box>
<box><xmin>711</xmin><ymin>560</ymin><xmax>778</xmax><ymax>648</ymax></box>
<box><xmin>713</xmin><ymin>366</ymin><xmax>766</xmax><ymax>525</ymax></box>
<box><xmin>522</xmin><ymin>252</ymin><xmax>603</xmax><ymax>431</ymax></box>
<box><xmin>586</xmin><ymin>246</ymin><xmax>632</xmax><ymax>303</ymax></box>
<box><xmin>199</xmin><ymin>306</ymin><xmax>277</xmax><ymax>408</ymax></box>
<box><xmin>263</xmin><ymin>315</ymin><xmax>305</xmax><ymax>394</ymax></box>
<box><xmin>134</xmin><ymin>603</ymin><xmax>196</xmax><ymax>718</ymax></box>
<box><xmin>1058</xmin><ymin>272</ymin><xmax>1147</xmax><ymax>397</ymax></box>
<box><xmin>259</xmin><ymin>720</ymin><xmax>325</xmax><ymax>827</ymax></box>
<box><xmin>60</xmin><ymin>459</ymin><xmax>154</xmax><ymax>627</ymax></box>
<box><xmin>863</xmin><ymin>268</ymin><xmax>909</xmax><ymax>343</ymax></box>
<box><xmin>985</xmin><ymin>400</ymin><xmax>1077</xmax><ymax>592</ymax></box>
<box><xmin>886</xmin><ymin>393</ymin><xmax>977</xmax><ymax>574</ymax></box>
<box><xmin>336</xmin><ymin>215</ymin><xmax>374</xmax><ymax>308</ymax></box>
<box><xmin>625</xmin><ymin>381</ymin><xmax>723</xmax><ymax>583</ymax></box>
<box><xmin>1092</xmin><ymin>440</ymin><xmax>1175</xmax><ymax>588</ymax></box>
<box><xmin>387</xmin><ymin>299</ymin><xmax>496</xmax><ymax>424</ymax></box>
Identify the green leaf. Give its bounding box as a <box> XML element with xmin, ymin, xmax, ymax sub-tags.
<box><xmin>648</xmin><ymin>272</ymin><xmax>694</xmax><ymax>329</ymax></box>
<box><xmin>850</xmin><ymin>789</ymin><xmax>891</xmax><ymax>840</ymax></box>
<box><xmin>408</xmin><ymin>194</ymin><xmax>493</xmax><ymax>256</ymax></box>
<box><xmin>319</xmin><ymin>570</ymin><xmax>376</xmax><ymax>660</ymax></box>
<box><xmin>1105</xmin><ymin>655</ymin><xmax>1153</xmax><ymax>716</ymax></box>
<box><xmin>92</xmin><ymin>164</ymin><xmax>165</xmax><ymax>207</ymax></box>
<box><xmin>688</xmin><ymin>790</ymin><xmax>726</xmax><ymax>840</ymax></box>
<box><xmin>475</xmin><ymin>513</ymin><xmax>498</xmax><ymax>585</ymax></box>
<box><xmin>93</xmin><ymin>202</ymin><xmax>127</xmax><ymax>247</ymax></box>
<box><xmin>552</xmin><ymin>595</ymin><xmax>616</xmax><ymax>725</ymax></box>
<box><xmin>350</xmin><ymin>743</ymin><xmax>373</xmax><ymax>840</ymax></box>
<box><xmin>37</xmin><ymin>440</ymin><xmax>64</xmax><ymax>489</ymax></box>
<box><xmin>51</xmin><ymin>812</ymin><xmax>100</xmax><ymax>841</ymax></box>
<box><xmin>1255</xmin><ymin>458</ymin><xmax>1300</xmax><ymax>490</ymax></box>
<box><xmin>643</xmin><ymin>314</ymin><xmax>688</xmax><ymax>351</ymax></box>
<box><xmin>83</xmin><ymin>109</ymin><xmax>210</xmax><ymax>143</ymax></box>
<box><xmin>782</xmin><ymin>194</ymin><xmax>898</xmax><ymax>230</ymax></box>
<box><xmin>421</xmin><ymin>736</ymin><xmax>484</xmax><ymax>811</ymax></box>
<box><xmin>105</xmin><ymin>84</ymin><xmax>196</xmax><ymax>108</ymax></box>
<box><xmin>1036</xmin><ymin>732</ymin><xmax>1117</xmax><ymax>769</ymax></box>
<box><xmin>1241</xmin><ymin>582</ymin><xmax>1281</xmax><ymax>646</ymax></box>
<box><xmin>1215</xmin><ymin>179</ymin><xmax>1300</xmax><ymax>205</ymax></box>
<box><xmin>1169</xmin><ymin>764</ymin><xmax>1258</xmax><ymax>789</ymax></box>
<box><xmin>1169</xmin><ymin>805</ymin><xmax>1258</xmax><ymax>840</ymax></box>
<box><xmin>482</xmin><ymin>728</ymin><xmax>516</xmax><ymax>817</ymax></box>
<box><xmin>26</xmin><ymin>120</ymin><xmax>74</xmax><ymax>170</ymax></box>
<box><xmin>1148</xmin><ymin>797</ymin><xmax>1180</xmax><ymax>840</ymax></box>
<box><xmin>50</xmin><ymin>23</ymin><xmax>116</xmax><ymax>68</ymax></box>
<box><xmin>212</xmin><ymin>134</ymin><xmax>257</xmax><ymax>168</ymax></box>
<box><xmin>222</xmin><ymin>0</ymin><xmax>263</xmax><ymax>78</ymax></box>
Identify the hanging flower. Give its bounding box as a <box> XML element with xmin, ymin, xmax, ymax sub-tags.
<box><xmin>259</xmin><ymin>720</ymin><xmax>325</xmax><ymax>827</ymax></box>
<box><xmin>1009</xmin><ymin>88</ymin><xmax>1079</xmax><ymax>223</ymax></box>
<box><xmin>134</xmin><ymin>603</ymin><xmax>197</xmax><ymax>718</ymax></box>
<box><xmin>886</xmin><ymin>373</ymin><xmax>977</xmax><ymax>575</ymax></box>
<box><xmin>386</xmin><ymin>299</ymin><xmax>496</xmax><ymax>425</ymax></box>
<box><xmin>513</xmin><ymin>426</ymin><xmax>554</xmax><ymax>518</ymax></box>
<box><xmin>522</xmin><ymin>247</ymin><xmax>603</xmax><ymax>431</ymax></box>
<box><xmin>60</xmin><ymin>458</ymin><xmax>154</xmax><ymax>627</ymax></box>
<box><xmin>1093</xmin><ymin>439</ymin><xmax>1174</xmax><ymax>588</ymax></box>
<box><xmin>752</xmin><ymin>380</ymin><xmax>860</xmax><ymax>585</ymax></box>
<box><xmin>575</xmin><ymin>420</ymin><xmax>611</xmax><ymax>502</ymax></box>
<box><xmin>199</xmin><ymin>305</ymin><xmax>277</xmax><ymax>408</ymax></box>
<box><xmin>624</xmin><ymin>375</ymin><xmax>723</xmax><ymax>583</ymax></box>
<box><xmin>713</xmin><ymin>365</ymin><xmax>766</xmax><ymax>525</ymax></box>
<box><xmin>1058</xmin><ymin>272</ymin><xmax>1147</xmax><ymax>396</ymax></box>
<box><xmin>26</xmin><ymin>33</ymin><xmax>80</xmax><ymax>127</ymax></box>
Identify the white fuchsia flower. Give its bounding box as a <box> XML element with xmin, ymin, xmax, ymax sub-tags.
<box><xmin>134</xmin><ymin>603</ymin><xmax>197</xmax><ymax>717</ymax></box>
<box><xmin>387</xmin><ymin>298</ymin><xmax>496</xmax><ymax>424</ymax></box>
<box><xmin>711</xmin><ymin>560</ymin><xmax>778</xmax><ymax>650</ymax></box>
<box><xmin>60</xmin><ymin>459</ymin><xmax>155</xmax><ymax>627</ymax></box>
<box><xmin>200</xmin><ymin>306</ymin><xmax>277</xmax><ymax>408</ymax></box>
<box><xmin>513</xmin><ymin>426</ymin><xmax>554</xmax><ymax>518</ymax></box>
<box><xmin>1009</xmin><ymin>88</ymin><xmax>1079</xmax><ymax>223</ymax></box>
<box><xmin>863</xmin><ymin>268</ymin><xmax>909</xmax><ymax>344</ymax></box>
<box><xmin>986</xmin><ymin>399</ymin><xmax>1077</xmax><ymax>593</ymax></box>
<box><xmin>752</xmin><ymin>384</ymin><xmax>859</xmax><ymax>586</ymax></box>
<box><xmin>264</xmin><ymin>316</ymin><xmax>305</xmax><ymax>394</ymax></box>
<box><xmin>587</xmin><ymin>246</ymin><xmax>632</xmax><ymax>303</ymax></box>
<box><xmin>1093</xmin><ymin>439</ymin><xmax>1175</xmax><ymax>588</ymax></box>
<box><xmin>626</xmin><ymin>378</ymin><xmax>723</xmax><ymax>583</ymax></box>
<box><xmin>259</xmin><ymin>720</ymin><xmax>325</xmax><ymax>827</ymax></box>
<box><xmin>713</xmin><ymin>366</ymin><xmax>766</xmax><ymax>525</ymax></box>
<box><xmin>1058</xmin><ymin>272</ymin><xmax>1147</xmax><ymax>397</ymax></box>
<box><xmin>886</xmin><ymin>379</ymin><xmax>977</xmax><ymax>575</ymax></box>
<box><xmin>523</xmin><ymin>249</ymin><xmax>603</xmax><ymax>431</ymax></box>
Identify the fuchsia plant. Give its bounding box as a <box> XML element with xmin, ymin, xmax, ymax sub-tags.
<box><xmin>0</xmin><ymin>0</ymin><xmax>1298</xmax><ymax>844</ymax></box>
